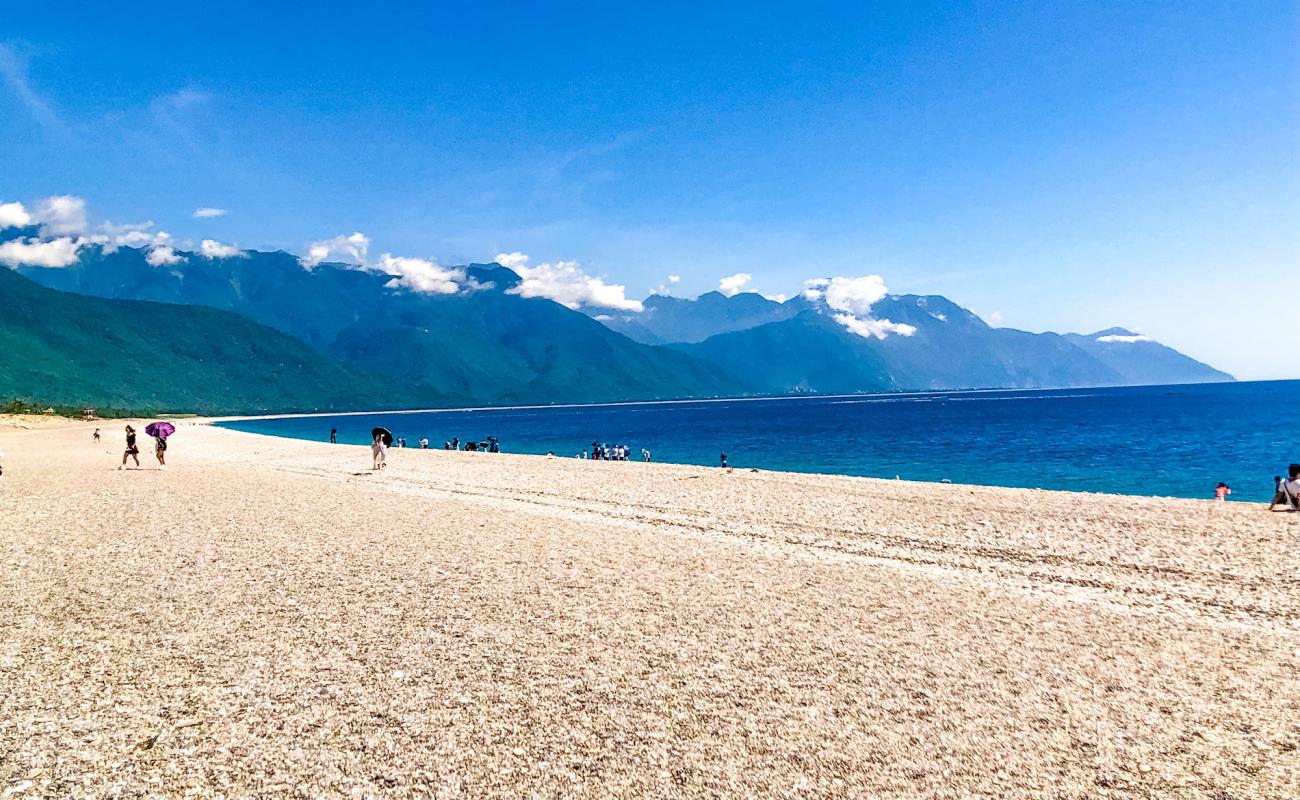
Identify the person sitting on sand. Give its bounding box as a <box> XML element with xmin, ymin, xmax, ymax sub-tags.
<box><xmin>119</xmin><ymin>425</ymin><xmax>140</xmax><ymax>470</ymax></box>
<box><xmin>372</xmin><ymin>433</ymin><xmax>387</xmax><ymax>471</ymax></box>
<box><xmin>153</xmin><ymin>432</ymin><xmax>168</xmax><ymax>470</ymax></box>
<box><xmin>1274</xmin><ymin>464</ymin><xmax>1300</xmax><ymax>512</ymax></box>
<box><xmin>1214</xmin><ymin>482</ymin><xmax>1230</xmax><ymax>501</ymax></box>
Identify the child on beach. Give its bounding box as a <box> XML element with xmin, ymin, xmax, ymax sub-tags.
<box><xmin>119</xmin><ymin>425</ymin><xmax>140</xmax><ymax>470</ymax></box>
<box><xmin>1214</xmin><ymin>482</ymin><xmax>1230</xmax><ymax>501</ymax></box>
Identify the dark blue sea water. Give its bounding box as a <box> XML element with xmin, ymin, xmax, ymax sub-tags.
<box><xmin>219</xmin><ymin>381</ymin><xmax>1300</xmax><ymax>502</ymax></box>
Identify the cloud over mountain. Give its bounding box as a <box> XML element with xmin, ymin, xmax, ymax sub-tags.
<box><xmin>377</xmin><ymin>254</ymin><xmax>464</xmax><ymax>294</ymax></box>
<box><xmin>718</xmin><ymin>272</ymin><xmax>751</xmax><ymax>297</ymax></box>
<box><xmin>0</xmin><ymin>201</ymin><xmax>32</xmax><ymax>228</ymax></box>
<box><xmin>34</xmin><ymin>195</ymin><xmax>88</xmax><ymax>236</ymax></box>
<box><xmin>200</xmin><ymin>239</ymin><xmax>245</xmax><ymax>259</ymax></box>
<box><xmin>146</xmin><ymin>245</ymin><xmax>185</xmax><ymax>266</ymax></box>
<box><xmin>0</xmin><ymin>236</ymin><xmax>82</xmax><ymax>268</ymax></box>
<box><xmin>497</xmin><ymin>252</ymin><xmax>642</xmax><ymax>312</ymax></box>
<box><xmin>804</xmin><ymin>274</ymin><xmax>916</xmax><ymax>340</ymax></box>
<box><xmin>304</xmin><ymin>232</ymin><xmax>369</xmax><ymax>268</ymax></box>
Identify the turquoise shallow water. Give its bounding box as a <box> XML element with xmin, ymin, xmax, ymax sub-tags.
<box><xmin>219</xmin><ymin>380</ymin><xmax>1300</xmax><ymax>502</ymax></box>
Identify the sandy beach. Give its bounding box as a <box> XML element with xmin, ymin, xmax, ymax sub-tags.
<box><xmin>1</xmin><ymin>418</ymin><xmax>1297</xmax><ymax>798</ymax></box>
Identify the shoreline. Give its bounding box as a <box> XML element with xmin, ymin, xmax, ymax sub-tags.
<box><xmin>215</xmin><ymin>418</ymin><xmax>1288</xmax><ymax>507</ymax></box>
<box><xmin>204</xmin><ymin>378</ymin><xmax>1269</xmax><ymax>423</ymax></box>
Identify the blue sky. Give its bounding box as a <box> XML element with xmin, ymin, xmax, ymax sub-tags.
<box><xmin>1</xmin><ymin>1</ymin><xmax>1296</xmax><ymax>379</ymax></box>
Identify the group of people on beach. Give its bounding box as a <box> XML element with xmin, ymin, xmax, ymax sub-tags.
<box><xmin>115</xmin><ymin>425</ymin><xmax>167</xmax><ymax>470</ymax></box>
<box><xmin>582</xmin><ymin>442</ymin><xmax>646</xmax><ymax>461</ymax></box>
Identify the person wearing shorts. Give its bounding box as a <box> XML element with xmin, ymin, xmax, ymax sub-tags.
<box><xmin>154</xmin><ymin>434</ymin><xmax>168</xmax><ymax>470</ymax></box>
<box><xmin>120</xmin><ymin>425</ymin><xmax>140</xmax><ymax>469</ymax></box>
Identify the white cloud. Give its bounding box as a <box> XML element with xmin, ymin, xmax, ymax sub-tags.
<box><xmin>0</xmin><ymin>201</ymin><xmax>32</xmax><ymax>229</ymax></box>
<box><xmin>668</xmin><ymin>274</ymin><xmax>680</xmax><ymax>284</ymax></box>
<box><xmin>96</xmin><ymin>220</ymin><xmax>175</xmax><ymax>254</ymax></box>
<box><xmin>718</xmin><ymin>272</ymin><xmax>752</xmax><ymax>297</ymax></box>
<box><xmin>0</xmin><ymin>236</ymin><xmax>82</xmax><ymax>268</ymax></box>
<box><xmin>833</xmin><ymin>313</ymin><xmax>917</xmax><ymax>340</ymax></box>
<box><xmin>506</xmin><ymin>255</ymin><xmax>643</xmax><ymax>311</ymax></box>
<box><xmin>801</xmin><ymin>277</ymin><xmax>829</xmax><ymax>301</ymax></box>
<box><xmin>1096</xmin><ymin>333</ymin><xmax>1155</xmax><ymax>344</ymax></box>
<box><xmin>146</xmin><ymin>245</ymin><xmax>184</xmax><ymax>267</ymax></box>
<box><xmin>377</xmin><ymin>253</ymin><xmax>464</xmax><ymax>294</ymax></box>
<box><xmin>806</xmin><ymin>274</ymin><xmax>915</xmax><ymax>340</ymax></box>
<box><xmin>820</xmin><ymin>275</ymin><xmax>889</xmax><ymax>316</ymax></box>
<box><xmin>494</xmin><ymin>251</ymin><xmax>530</xmax><ymax>270</ymax></box>
<box><xmin>986</xmin><ymin>311</ymin><xmax>1005</xmax><ymax>327</ymax></box>
<box><xmin>303</xmin><ymin>232</ymin><xmax>369</xmax><ymax>268</ymax></box>
<box><xmin>34</xmin><ymin>195</ymin><xmax>88</xmax><ymax>236</ymax></box>
<box><xmin>762</xmin><ymin>292</ymin><xmax>788</xmax><ymax>303</ymax></box>
<box><xmin>199</xmin><ymin>239</ymin><xmax>245</xmax><ymax>259</ymax></box>
<box><xmin>193</xmin><ymin>207</ymin><xmax>228</xmax><ymax>219</ymax></box>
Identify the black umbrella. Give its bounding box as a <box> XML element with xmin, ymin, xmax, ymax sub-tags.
<box><xmin>371</xmin><ymin>427</ymin><xmax>394</xmax><ymax>446</ymax></box>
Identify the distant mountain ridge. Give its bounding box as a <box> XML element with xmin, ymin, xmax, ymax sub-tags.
<box><xmin>602</xmin><ymin>290</ymin><xmax>1231</xmax><ymax>393</ymax></box>
<box><xmin>14</xmin><ymin>244</ymin><xmax>744</xmax><ymax>406</ymax></box>
<box><xmin>4</xmin><ymin>235</ymin><xmax>1231</xmax><ymax>412</ymax></box>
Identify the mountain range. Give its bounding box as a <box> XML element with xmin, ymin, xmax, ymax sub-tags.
<box><xmin>0</xmin><ymin>266</ymin><xmax>410</xmax><ymax>414</ymax></box>
<box><xmin>2</xmin><ymin>234</ymin><xmax>1231</xmax><ymax>412</ymax></box>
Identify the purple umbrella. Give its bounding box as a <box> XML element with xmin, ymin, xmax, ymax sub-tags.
<box><xmin>145</xmin><ymin>421</ymin><xmax>175</xmax><ymax>439</ymax></box>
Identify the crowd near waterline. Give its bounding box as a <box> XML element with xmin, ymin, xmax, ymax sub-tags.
<box><xmin>0</xmin><ymin>417</ymin><xmax>1293</xmax><ymax>511</ymax></box>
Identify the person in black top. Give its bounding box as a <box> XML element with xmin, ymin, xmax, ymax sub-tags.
<box><xmin>720</xmin><ymin>452</ymin><xmax>728</xmax><ymax>469</ymax></box>
<box><xmin>119</xmin><ymin>425</ymin><xmax>140</xmax><ymax>470</ymax></box>
<box><xmin>153</xmin><ymin>433</ymin><xmax>168</xmax><ymax>470</ymax></box>
<box><xmin>330</xmin><ymin>428</ymin><xmax>337</xmax><ymax>444</ymax></box>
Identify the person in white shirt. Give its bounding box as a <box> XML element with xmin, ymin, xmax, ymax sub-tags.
<box><xmin>1276</xmin><ymin>464</ymin><xmax>1300</xmax><ymax>512</ymax></box>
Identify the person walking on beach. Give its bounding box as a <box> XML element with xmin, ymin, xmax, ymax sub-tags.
<box><xmin>372</xmin><ymin>433</ymin><xmax>387</xmax><ymax>470</ymax></box>
<box><xmin>119</xmin><ymin>425</ymin><xmax>140</xmax><ymax>470</ymax></box>
<box><xmin>720</xmin><ymin>451</ymin><xmax>728</xmax><ymax>469</ymax></box>
<box><xmin>642</xmin><ymin>448</ymin><xmax>651</xmax><ymax>462</ymax></box>
<box><xmin>153</xmin><ymin>431</ymin><xmax>168</xmax><ymax>470</ymax></box>
<box><xmin>330</xmin><ymin>428</ymin><xmax>337</xmax><ymax>444</ymax></box>
<box><xmin>92</xmin><ymin>428</ymin><xmax>100</xmax><ymax>444</ymax></box>
<box><xmin>1214</xmin><ymin>482</ymin><xmax>1230</xmax><ymax>501</ymax></box>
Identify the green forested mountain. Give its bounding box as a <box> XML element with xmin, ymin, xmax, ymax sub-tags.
<box><xmin>18</xmin><ymin>250</ymin><xmax>742</xmax><ymax>406</ymax></box>
<box><xmin>0</xmin><ymin>267</ymin><xmax>422</xmax><ymax>413</ymax></box>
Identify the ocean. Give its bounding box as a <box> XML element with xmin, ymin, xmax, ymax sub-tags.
<box><xmin>218</xmin><ymin>380</ymin><xmax>1300</xmax><ymax>502</ymax></box>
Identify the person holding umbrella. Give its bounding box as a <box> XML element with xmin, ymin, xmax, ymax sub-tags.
<box><xmin>145</xmin><ymin>421</ymin><xmax>175</xmax><ymax>470</ymax></box>
<box><xmin>372</xmin><ymin>427</ymin><xmax>393</xmax><ymax>470</ymax></box>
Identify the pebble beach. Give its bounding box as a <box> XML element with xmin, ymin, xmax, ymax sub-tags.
<box><xmin>1</xmin><ymin>417</ymin><xmax>1297</xmax><ymax>798</ymax></box>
